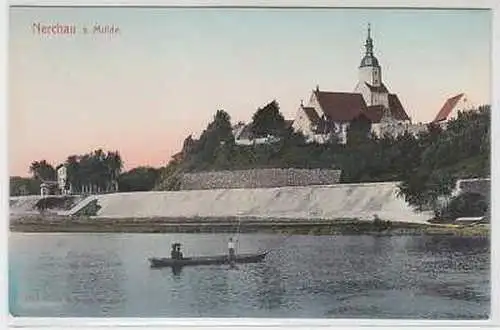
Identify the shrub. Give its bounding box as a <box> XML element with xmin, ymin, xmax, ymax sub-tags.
<box><xmin>440</xmin><ymin>192</ymin><xmax>488</xmax><ymax>221</ymax></box>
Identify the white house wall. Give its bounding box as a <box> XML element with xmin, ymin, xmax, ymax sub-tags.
<box><xmin>307</xmin><ymin>92</ymin><xmax>324</xmax><ymax>117</ymax></box>
<box><xmin>291</xmin><ymin>107</ymin><xmax>314</xmax><ymax>138</ymax></box>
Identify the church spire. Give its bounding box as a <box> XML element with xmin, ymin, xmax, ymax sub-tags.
<box><xmin>365</xmin><ymin>23</ymin><xmax>374</xmax><ymax>56</ymax></box>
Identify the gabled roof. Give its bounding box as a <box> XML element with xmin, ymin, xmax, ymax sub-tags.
<box><xmin>388</xmin><ymin>94</ymin><xmax>410</xmax><ymax>121</ymax></box>
<box><xmin>237</xmin><ymin>124</ymin><xmax>254</xmax><ymax>140</ymax></box>
<box><xmin>302</xmin><ymin>106</ymin><xmax>320</xmax><ymax>125</ymax></box>
<box><xmin>314</xmin><ymin>90</ymin><xmax>367</xmax><ymax>121</ymax></box>
<box><xmin>433</xmin><ymin>93</ymin><xmax>465</xmax><ymax>123</ymax></box>
<box><xmin>365</xmin><ymin>82</ymin><xmax>389</xmax><ymax>93</ymax></box>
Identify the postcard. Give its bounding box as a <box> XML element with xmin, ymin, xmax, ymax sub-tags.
<box><xmin>7</xmin><ymin>2</ymin><xmax>493</xmax><ymax>326</ymax></box>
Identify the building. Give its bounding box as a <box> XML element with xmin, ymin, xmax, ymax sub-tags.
<box><xmin>40</xmin><ymin>181</ymin><xmax>58</xmax><ymax>196</ymax></box>
<box><xmin>56</xmin><ymin>164</ymin><xmax>70</xmax><ymax>195</ymax></box>
<box><xmin>292</xmin><ymin>24</ymin><xmax>421</xmax><ymax>143</ymax></box>
<box><xmin>432</xmin><ymin>93</ymin><xmax>474</xmax><ymax>126</ymax></box>
<box><xmin>232</xmin><ymin>120</ymin><xmax>294</xmax><ymax>146</ymax></box>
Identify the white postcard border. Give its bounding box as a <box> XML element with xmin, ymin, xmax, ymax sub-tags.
<box><xmin>2</xmin><ymin>0</ymin><xmax>499</xmax><ymax>329</ymax></box>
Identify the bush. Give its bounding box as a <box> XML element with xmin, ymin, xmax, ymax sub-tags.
<box><xmin>372</xmin><ymin>215</ymin><xmax>392</xmax><ymax>231</ymax></box>
<box><xmin>440</xmin><ymin>192</ymin><xmax>488</xmax><ymax>222</ymax></box>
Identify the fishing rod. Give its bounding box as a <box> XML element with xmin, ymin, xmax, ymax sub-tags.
<box><xmin>235</xmin><ymin>214</ymin><xmax>242</xmax><ymax>252</ymax></box>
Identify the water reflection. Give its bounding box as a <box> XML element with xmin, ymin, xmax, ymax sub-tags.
<box><xmin>64</xmin><ymin>250</ymin><xmax>126</xmax><ymax>316</ymax></box>
<box><xmin>171</xmin><ymin>266</ymin><xmax>183</xmax><ymax>277</ymax></box>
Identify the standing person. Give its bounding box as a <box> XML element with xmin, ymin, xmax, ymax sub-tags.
<box><xmin>228</xmin><ymin>237</ymin><xmax>236</xmax><ymax>264</ymax></box>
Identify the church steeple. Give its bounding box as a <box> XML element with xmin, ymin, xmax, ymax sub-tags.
<box><xmin>360</xmin><ymin>23</ymin><xmax>379</xmax><ymax>68</ymax></box>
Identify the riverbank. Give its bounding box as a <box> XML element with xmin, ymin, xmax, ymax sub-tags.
<box><xmin>9</xmin><ymin>215</ymin><xmax>490</xmax><ymax>237</ymax></box>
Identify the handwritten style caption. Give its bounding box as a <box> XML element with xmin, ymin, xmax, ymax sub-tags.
<box><xmin>32</xmin><ymin>22</ymin><xmax>120</xmax><ymax>36</ymax></box>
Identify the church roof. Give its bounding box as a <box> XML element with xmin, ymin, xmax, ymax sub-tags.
<box><xmin>302</xmin><ymin>106</ymin><xmax>321</xmax><ymax>125</ymax></box>
<box><xmin>365</xmin><ymin>82</ymin><xmax>388</xmax><ymax>93</ymax></box>
<box><xmin>388</xmin><ymin>94</ymin><xmax>411</xmax><ymax>121</ymax></box>
<box><xmin>432</xmin><ymin>93</ymin><xmax>465</xmax><ymax>123</ymax></box>
<box><xmin>314</xmin><ymin>90</ymin><xmax>367</xmax><ymax>121</ymax></box>
<box><xmin>360</xmin><ymin>55</ymin><xmax>380</xmax><ymax>68</ymax></box>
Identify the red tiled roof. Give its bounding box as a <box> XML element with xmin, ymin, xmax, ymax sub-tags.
<box><xmin>388</xmin><ymin>94</ymin><xmax>410</xmax><ymax>121</ymax></box>
<box><xmin>364</xmin><ymin>105</ymin><xmax>385</xmax><ymax>123</ymax></box>
<box><xmin>302</xmin><ymin>106</ymin><xmax>320</xmax><ymax>125</ymax></box>
<box><xmin>314</xmin><ymin>91</ymin><xmax>367</xmax><ymax>121</ymax></box>
<box><xmin>433</xmin><ymin>93</ymin><xmax>464</xmax><ymax>123</ymax></box>
<box><xmin>365</xmin><ymin>82</ymin><xmax>389</xmax><ymax>93</ymax></box>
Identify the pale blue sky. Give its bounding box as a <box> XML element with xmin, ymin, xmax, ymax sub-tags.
<box><xmin>9</xmin><ymin>7</ymin><xmax>491</xmax><ymax>176</ymax></box>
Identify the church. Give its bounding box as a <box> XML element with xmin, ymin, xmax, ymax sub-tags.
<box><xmin>292</xmin><ymin>24</ymin><xmax>419</xmax><ymax>144</ymax></box>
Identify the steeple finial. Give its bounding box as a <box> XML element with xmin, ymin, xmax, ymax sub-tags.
<box><xmin>364</xmin><ymin>23</ymin><xmax>373</xmax><ymax>56</ymax></box>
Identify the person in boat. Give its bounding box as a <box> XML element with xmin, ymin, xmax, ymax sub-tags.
<box><xmin>228</xmin><ymin>237</ymin><xmax>236</xmax><ymax>263</ymax></box>
<box><xmin>170</xmin><ymin>243</ymin><xmax>184</xmax><ymax>260</ymax></box>
<box><xmin>171</xmin><ymin>243</ymin><xmax>178</xmax><ymax>259</ymax></box>
<box><xmin>176</xmin><ymin>244</ymin><xmax>183</xmax><ymax>260</ymax></box>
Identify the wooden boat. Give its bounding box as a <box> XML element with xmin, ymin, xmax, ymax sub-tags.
<box><xmin>149</xmin><ymin>252</ymin><xmax>268</xmax><ymax>268</ymax></box>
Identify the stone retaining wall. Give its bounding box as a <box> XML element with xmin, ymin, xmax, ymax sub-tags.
<box><xmin>180</xmin><ymin>168</ymin><xmax>342</xmax><ymax>190</ymax></box>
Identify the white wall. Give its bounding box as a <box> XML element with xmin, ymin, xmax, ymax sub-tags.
<box><xmin>65</xmin><ymin>182</ymin><xmax>434</xmax><ymax>223</ymax></box>
<box><xmin>292</xmin><ymin>106</ymin><xmax>314</xmax><ymax>138</ymax></box>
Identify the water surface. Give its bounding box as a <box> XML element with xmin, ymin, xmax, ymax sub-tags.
<box><xmin>9</xmin><ymin>233</ymin><xmax>490</xmax><ymax>319</ymax></box>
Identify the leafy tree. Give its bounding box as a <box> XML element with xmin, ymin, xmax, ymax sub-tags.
<box><xmin>29</xmin><ymin>160</ymin><xmax>56</xmax><ymax>181</ymax></box>
<box><xmin>10</xmin><ymin>176</ymin><xmax>41</xmax><ymax>196</ymax></box>
<box><xmin>398</xmin><ymin>105</ymin><xmax>490</xmax><ymax>213</ymax></box>
<box><xmin>440</xmin><ymin>192</ymin><xmax>489</xmax><ymax>221</ymax></box>
<box><xmin>346</xmin><ymin>114</ymin><xmax>372</xmax><ymax>147</ymax></box>
<box><xmin>118</xmin><ymin>167</ymin><xmax>161</xmax><ymax>192</ymax></box>
<box><xmin>251</xmin><ymin>100</ymin><xmax>286</xmax><ymax>138</ymax></box>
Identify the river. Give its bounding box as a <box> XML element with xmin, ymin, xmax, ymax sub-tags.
<box><xmin>9</xmin><ymin>233</ymin><xmax>490</xmax><ymax>319</ymax></box>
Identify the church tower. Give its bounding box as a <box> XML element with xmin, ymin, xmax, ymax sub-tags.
<box><xmin>358</xmin><ymin>24</ymin><xmax>382</xmax><ymax>87</ymax></box>
<box><xmin>354</xmin><ymin>24</ymin><xmax>389</xmax><ymax>109</ymax></box>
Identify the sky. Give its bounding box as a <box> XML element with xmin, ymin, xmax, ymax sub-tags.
<box><xmin>8</xmin><ymin>7</ymin><xmax>491</xmax><ymax>176</ymax></box>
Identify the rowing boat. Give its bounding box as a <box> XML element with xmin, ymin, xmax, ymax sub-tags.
<box><xmin>148</xmin><ymin>252</ymin><xmax>267</xmax><ymax>268</ymax></box>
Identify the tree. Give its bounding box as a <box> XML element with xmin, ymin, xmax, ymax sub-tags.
<box><xmin>105</xmin><ymin>151</ymin><xmax>123</xmax><ymax>192</ymax></box>
<box><xmin>345</xmin><ymin>114</ymin><xmax>372</xmax><ymax>147</ymax></box>
<box><xmin>29</xmin><ymin>160</ymin><xmax>56</xmax><ymax>181</ymax></box>
<box><xmin>251</xmin><ymin>100</ymin><xmax>286</xmax><ymax>138</ymax></box>
<box><xmin>10</xmin><ymin>176</ymin><xmax>41</xmax><ymax>196</ymax></box>
<box><xmin>118</xmin><ymin>167</ymin><xmax>161</xmax><ymax>192</ymax></box>
<box><xmin>191</xmin><ymin>109</ymin><xmax>234</xmax><ymax>166</ymax></box>
<box><xmin>398</xmin><ymin>105</ymin><xmax>490</xmax><ymax>213</ymax></box>
<box><xmin>65</xmin><ymin>155</ymin><xmax>80</xmax><ymax>193</ymax></box>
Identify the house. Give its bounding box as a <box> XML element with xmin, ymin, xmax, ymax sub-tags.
<box><xmin>432</xmin><ymin>93</ymin><xmax>474</xmax><ymax>126</ymax></box>
<box><xmin>232</xmin><ymin>121</ymin><xmax>282</xmax><ymax>146</ymax></box>
<box><xmin>56</xmin><ymin>164</ymin><xmax>71</xmax><ymax>195</ymax></box>
<box><xmin>40</xmin><ymin>181</ymin><xmax>59</xmax><ymax>196</ymax></box>
<box><xmin>292</xmin><ymin>24</ymin><xmax>415</xmax><ymax>143</ymax></box>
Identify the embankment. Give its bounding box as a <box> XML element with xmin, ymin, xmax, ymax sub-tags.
<box><xmin>10</xmin><ymin>195</ymin><xmax>85</xmax><ymax>219</ymax></box>
<box><xmin>61</xmin><ymin>181</ymin><xmax>433</xmax><ymax>223</ymax></box>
